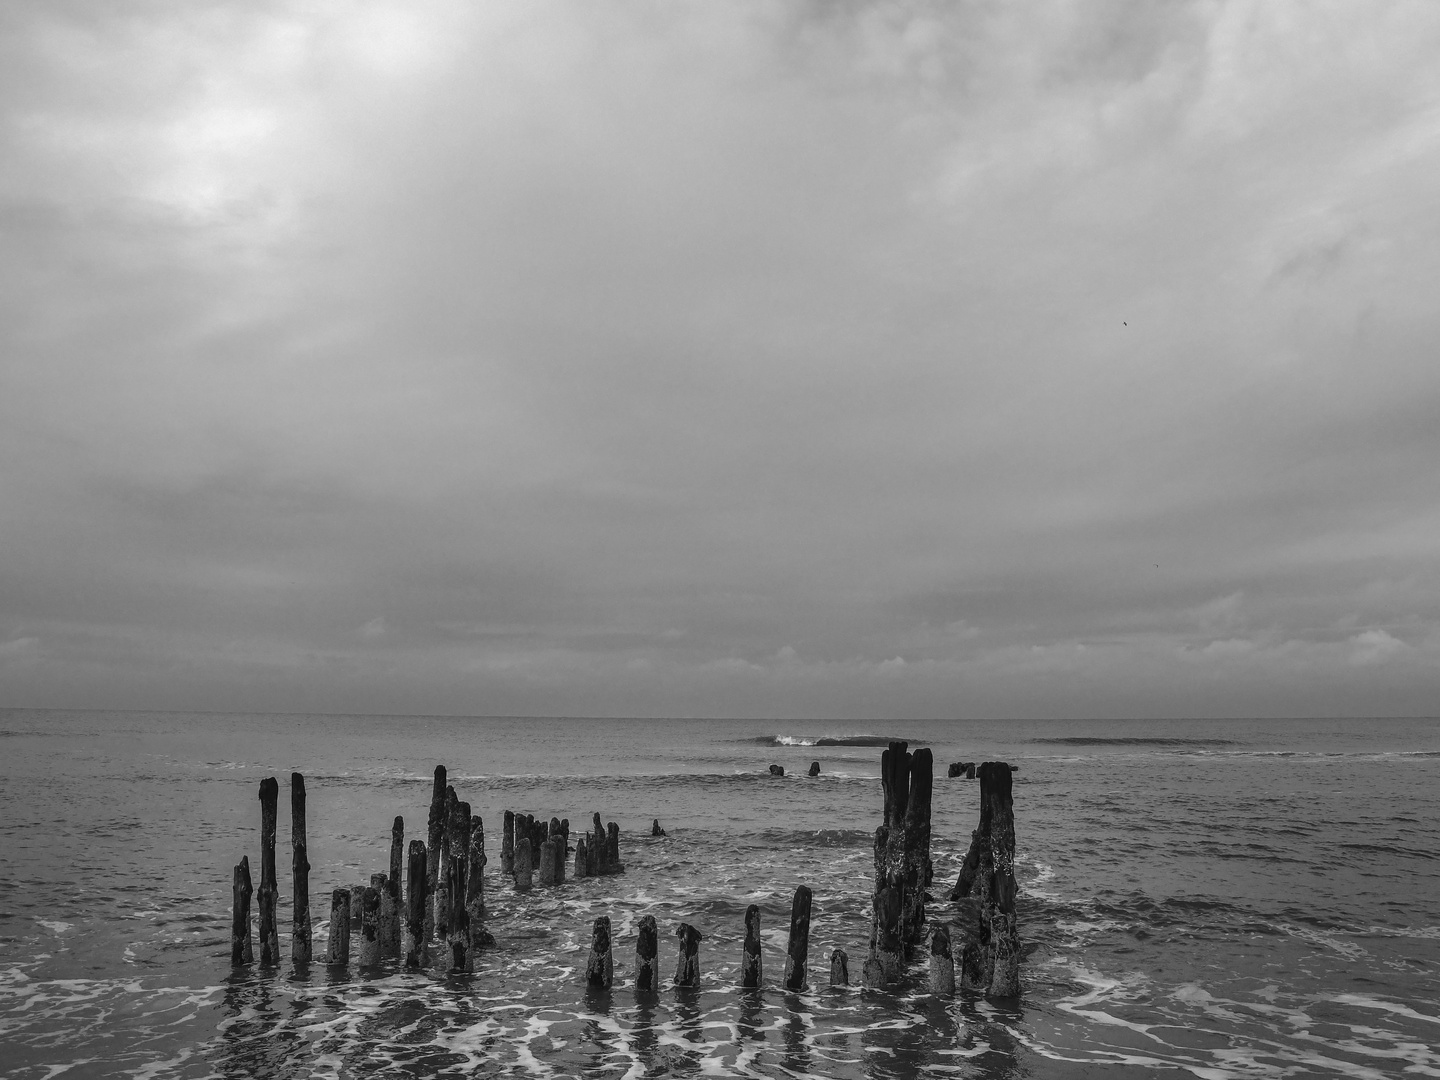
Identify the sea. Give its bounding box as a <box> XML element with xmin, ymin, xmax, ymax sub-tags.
<box><xmin>1</xmin><ymin>710</ymin><xmax>1437</xmax><ymax>1079</ymax></box>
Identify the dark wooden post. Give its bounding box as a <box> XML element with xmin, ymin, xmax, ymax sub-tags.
<box><xmin>783</xmin><ymin>885</ymin><xmax>811</xmax><ymax>990</ymax></box>
<box><xmin>327</xmin><ymin>889</ymin><xmax>350</xmax><ymax>966</ymax></box>
<box><xmin>371</xmin><ymin>872</ymin><xmax>394</xmax><ymax>962</ymax></box>
<box><xmin>389</xmin><ymin>815</ymin><xmax>404</xmax><ymax>909</ymax></box>
<box><xmin>902</xmin><ymin>748</ymin><xmax>933</xmax><ymax>949</ymax></box>
<box><xmin>635</xmin><ymin>914</ymin><xmax>658</xmax><ymax>993</ymax></box>
<box><xmin>404</xmin><ymin>839</ymin><xmax>428</xmax><ymax>968</ymax></box>
<box><xmin>466</xmin><ymin>814</ymin><xmax>485</xmax><ymax>948</ymax></box>
<box><xmin>230</xmin><ymin>856</ymin><xmax>253</xmax><ymax>965</ymax></box>
<box><xmin>930</xmin><ymin>923</ymin><xmax>955</xmax><ymax>995</ymax></box>
<box><xmin>740</xmin><ymin>904</ymin><xmax>762</xmax><ymax>988</ymax></box>
<box><xmin>425</xmin><ymin>766</ymin><xmax>446</xmax><ymax>941</ymax></box>
<box><xmin>358</xmin><ymin>885</ymin><xmax>380</xmax><ymax>966</ymax></box>
<box><xmin>673</xmin><ymin>923</ymin><xmax>701</xmax><ymax>987</ymax></box>
<box><xmin>538</xmin><ymin>837</ymin><xmax>557</xmax><ymax>886</ymax></box>
<box><xmin>875</xmin><ymin>879</ymin><xmax>903</xmax><ymax>984</ymax></box>
<box><xmin>585</xmin><ymin>915</ymin><xmax>612</xmax><ymax>989</ymax></box>
<box><xmin>606</xmin><ymin>822</ymin><xmax>621</xmax><ymax>873</ymax></box>
<box><xmin>591</xmin><ymin>813</ymin><xmax>605</xmax><ymax>875</ymax></box>
<box><xmin>982</xmin><ymin>761</ymin><xmax>1019</xmax><ymax>997</ymax></box>
<box><xmin>257</xmin><ymin>777</ymin><xmax>280</xmax><ymax>966</ymax></box>
<box><xmin>574</xmin><ymin>837</ymin><xmax>588</xmax><ymax>879</ymax></box>
<box><xmin>830</xmin><ymin>948</ymin><xmax>849</xmax><ymax>986</ymax></box>
<box><xmin>514</xmin><ymin>837</ymin><xmax>533</xmax><ymax>891</ymax></box>
<box><xmin>290</xmin><ymin>772</ymin><xmax>311</xmax><ymax>963</ymax></box>
<box><xmin>502</xmin><ymin>810</ymin><xmax>515</xmax><ymax>875</ymax></box>
<box><xmin>447</xmin><ymin>799</ymin><xmax>471</xmax><ymax>973</ymax></box>
<box><xmin>349</xmin><ymin>884</ymin><xmax>364</xmax><ymax>928</ymax></box>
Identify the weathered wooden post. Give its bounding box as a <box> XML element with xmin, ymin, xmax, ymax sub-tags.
<box><xmin>983</xmin><ymin>761</ymin><xmax>1019</xmax><ymax>997</ymax></box>
<box><xmin>635</xmin><ymin>914</ymin><xmax>658</xmax><ymax>993</ymax></box>
<box><xmin>358</xmin><ymin>885</ymin><xmax>381</xmax><ymax>967</ymax></box>
<box><xmin>830</xmin><ymin>948</ymin><xmax>849</xmax><ymax>986</ymax></box>
<box><xmin>606</xmin><ymin>822</ymin><xmax>621</xmax><ymax>873</ymax></box>
<box><xmin>404</xmin><ymin>839</ymin><xmax>428</xmax><ymax>968</ymax></box>
<box><xmin>290</xmin><ymin>772</ymin><xmax>312</xmax><ymax>963</ymax></box>
<box><xmin>674</xmin><ymin>923</ymin><xmax>702</xmax><ymax>987</ymax></box>
<box><xmin>372</xmin><ymin>872</ymin><xmax>396</xmax><ymax>963</ymax></box>
<box><xmin>902</xmin><ymin>748</ymin><xmax>933</xmax><ymax>950</ymax></box>
<box><xmin>930</xmin><ymin>923</ymin><xmax>955</xmax><ymax>995</ymax></box>
<box><xmin>425</xmin><ymin>766</ymin><xmax>446</xmax><ymax>941</ymax></box>
<box><xmin>740</xmin><ymin>904</ymin><xmax>762</xmax><ymax>988</ymax></box>
<box><xmin>327</xmin><ymin>889</ymin><xmax>350</xmax><ymax>966</ymax></box>
<box><xmin>349</xmin><ymin>884</ymin><xmax>365</xmax><ymax>929</ymax></box>
<box><xmin>585</xmin><ymin>915</ymin><xmax>613</xmax><ymax>989</ymax></box>
<box><xmin>538</xmin><ymin>837</ymin><xmax>557</xmax><ymax>886</ymax></box>
<box><xmin>502</xmin><ymin>810</ymin><xmax>515</xmax><ymax>875</ymax></box>
<box><xmin>574</xmin><ymin>837</ymin><xmax>588</xmax><ymax>879</ymax></box>
<box><xmin>230</xmin><ymin>856</ymin><xmax>253</xmax><ymax>965</ymax></box>
<box><xmin>591</xmin><ymin>814</ymin><xmax>605</xmax><ymax>875</ymax></box>
<box><xmin>514</xmin><ymin>837</ymin><xmax>533</xmax><ymax>891</ymax></box>
<box><xmin>446</xmin><ymin>799</ymin><xmax>471</xmax><ymax>973</ymax></box>
<box><xmin>783</xmin><ymin>885</ymin><xmax>811</xmax><ymax>990</ymax></box>
<box><xmin>552</xmin><ymin>829</ymin><xmax>566</xmax><ymax>885</ymax></box>
<box><xmin>257</xmin><ymin>777</ymin><xmax>280</xmax><ymax>966</ymax></box>
<box><xmin>874</xmin><ymin>880</ymin><xmax>903</xmax><ymax>984</ymax></box>
<box><xmin>466</xmin><ymin>814</ymin><xmax>485</xmax><ymax>941</ymax></box>
<box><xmin>389</xmin><ymin>815</ymin><xmax>404</xmax><ymax>907</ymax></box>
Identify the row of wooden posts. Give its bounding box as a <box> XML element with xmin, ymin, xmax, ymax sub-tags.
<box><xmin>229</xmin><ymin>765</ymin><xmax>627</xmax><ymax>974</ymax></box>
<box><xmin>229</xmin><ymin>749</ymin><xmax>1021</xmax><ymax>999</ymax></box>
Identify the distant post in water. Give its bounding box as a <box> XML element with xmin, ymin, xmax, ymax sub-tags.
<box><xmin>425</xmin><ymin>766</ymin><xmax>446</xmax><ymax>941</ymax></box>
<box><xmin>514</xmin><ymin>838</ymin><xmax>533</xmax><ymax>891</ymax></box>
<box><xmin>327</xmin><ymin>889</ymin><xmax>350</xmax><ymax>966</ymax></box>
<box><xmin>606</xmin><ymin>822</ymin><xmax>621</xmax><ymax>873</ymax></box>
<box><xmin>740</xmin><ymin>904</ymin><xmax>762</xmax><ymax>988</ymax></box>
<box><xmin>591</xmin><ymin>814</ymin><xmax>605</xmax><ymax>875</ymax></box>
<box><xmin>231</xmin><ymin>856</ymin><xmax>253</xmax><ymax>965</ymax></box>
<box><xmin>586</xmin><ymin>915</ymin><xmax>613</xmax><ymax>989</ymax></box>
<box><xmin>257</xmin><ymin>777</ymin><xmax>280</xmax><ymax>966</ymax></box>
<box><xmin>502</xmin><ymin>810</ymin><xmax>515</xmax><ymax>876</ymax></box>
<box><xmin>783</xmin><ymin>885</ymin><xmax>811</xmax><ymax>990</ymax></box>
<box><xmin>673</xmin><ymin>923</ymin><xmax>702</xmax><ymax>987</ymax></box>
<box><xmin>829</xmin><ymin>948</ymin><xmax>849</xmax><ymax>986</ymax></box>
<box><xmin>635</xmin><ymin>914</ymin><xmax>658</xmax><ymax>993</ymax></box>
<box><xmin>404</xmin><ymin>839</ymin><xmax>428</xmax><ymax>968</ymax></box>
<box><xmin>929</xmin><ymin>924</ymin><xmax>955</xmax><ymax>996</ymax></box>
<box><xmin>574</xmin><ymin>837</ymin><xmax>588</xmax><ymax>879</ymax></box>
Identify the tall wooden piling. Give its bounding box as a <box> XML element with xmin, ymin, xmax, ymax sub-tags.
<box><xmin>446</xmin><ymin>799</ymin><xmax>472</xmax><ymax>973</ymax></box>
<box><xmin>930</xmin><ymin>923</ymin><xmax>955</xmax><ymax>995</ymax></box>
<box><xmin>358</xmin><ymin>885</ymin><xmax>381</xmax><ymax>967</ymax></box>
<box><xmin>606</xmin><ymin>822</ymin><xmax>621</xmax><ymax>873</ymax></box>
<box><xmin>635</xmin><ymin>914</ymin><xmax>658</xmax><ymax>993</ymax></box>
<box><xmin>552</xmin><ymin>829</ymin><xmax>566</xmax><ymax>885</ymax></box>
<box><xmin>902</xmin><ymin>749</ymin><xmax>933</xmax><ymax>949</ymax></box>
<box><xmin>574</xmin><ymin>837</ymin><xmax>588</xmax><ymax>879</ymax></box>
<box><xmin>349</xmin><ymin>884</ymin><xmax>365</xmax><ymax>929</ymax></box>
<box><xmin>982</xmin><ymin>761</ymin><xmax>1019</xmax><ymax>997</ymax></box>
<box><xmin>257</xmin><ymin>777</ymin><xmax>280</xmax><ymax>966</ymax></box>
<box><xmin>466</xmin><ymin>814</ymin><xmax>486</xmax><ymax>946</ymax></box>
<box><xmin>425</xmin><ymin>766</ymin><xmax>446</xmax><ymax>941</ymax></box>
<box><xmin>290</xmin><ymin>773</ymin><xmax>312</xmax><ymax>963</ymax></box>
<box><xmin>327</xmin><ymin>889</ymin><xmax>350</xmax><ymax>966</ymax></box>
<box><xmin>585</xmin><ymin>915</ymin><xmax>613</xmax><ymax>989</ymax></box>
<box><xmin>230</xmin><ymin>856</ymin><xmax>253</xmax><ymax>965</ymax></box>
<box><xmin>591</xmin><ymin>814</ymin><xmax>605</xmax><ymax>874</ymax></box>
<box><xmin>372</xmin><ymin>872</ymin><xmax>396</xmax><ymax>964</ymax></box>
<box><xmin>783</xmin><ymin>885</ymin><xmax>811</xmax><ymax>990</ymax></box>
<box><xmin>502</xmin><ymin>810</ymin><xmax>515</xmax><ymax>875</ymax></box>
<box><xmin>740</xmin><ymin>904</ymin><xmax>762</xmax><ymax>988</ymax></box>
<box><xmin>404</xmin><ymin>839</ymin><xmax>428</xmax><ymax>968</ymax></box>
<box><xmin>389</xmin><ymin>815</ymin><xmax>404</xmax><ymax>907</ymax></box>
<box><xmin>830</xmin><ymin>948</ymin><xmax>849</xmax><ymax>986</ymax></box>
<box><xmin>514</xmin><ymin>838</ymin><xmax>533</xmax><ymax>891</ymax></box>
<box><xmin>538</xmin><ymin>838</ymin><xmax>557</xmax><ymax>886</ymax></box>
<box><xmin>673</xmin><ymin>923</ymin><xmax>701</xmax><ymax>987</ymax></box>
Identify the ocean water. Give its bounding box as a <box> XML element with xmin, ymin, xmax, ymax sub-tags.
<box><xmin>1</xmin><ymin>711</ymin><xmax>1438</xmax><ymax>1079</ymax></box>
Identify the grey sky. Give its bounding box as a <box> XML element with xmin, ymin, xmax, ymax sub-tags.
<box><xmin>3</xmin><ymin>1</ymin><xmax>1439</xmax><ymax>718</ymax></box>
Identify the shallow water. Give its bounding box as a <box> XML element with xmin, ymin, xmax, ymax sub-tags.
<box><xmin>2</xmin><ymin>711</ymin><xmax>1438</xmax><ymax>1078</ymax></box>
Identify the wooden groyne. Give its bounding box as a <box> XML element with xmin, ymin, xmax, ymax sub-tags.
<box><xmin>228</xmin><ymin>750</ymin><xmax>1020</xmax><ymax>1001</ymax></box>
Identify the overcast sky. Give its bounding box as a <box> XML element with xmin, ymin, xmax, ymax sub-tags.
<box><xmin>3</xmin><ymin>1</ymin><xmax>1439</xmax><ymax>719</ymax></box>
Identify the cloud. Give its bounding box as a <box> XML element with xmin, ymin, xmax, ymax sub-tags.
<box><xmin>3</xmin><ymin>1</ymin><xmax>1440</xmax><ymax>716</ymax></box>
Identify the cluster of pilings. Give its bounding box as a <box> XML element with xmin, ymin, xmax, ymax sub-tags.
<box><xmin>862</xmin><ymin>741</ymin><xmax>934</xmax><ymax>988</ymax></box>
<box><xmin>499</xmin><ymin>809</ymin><xmax>624</xmax><ymax>890</ymax></box>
